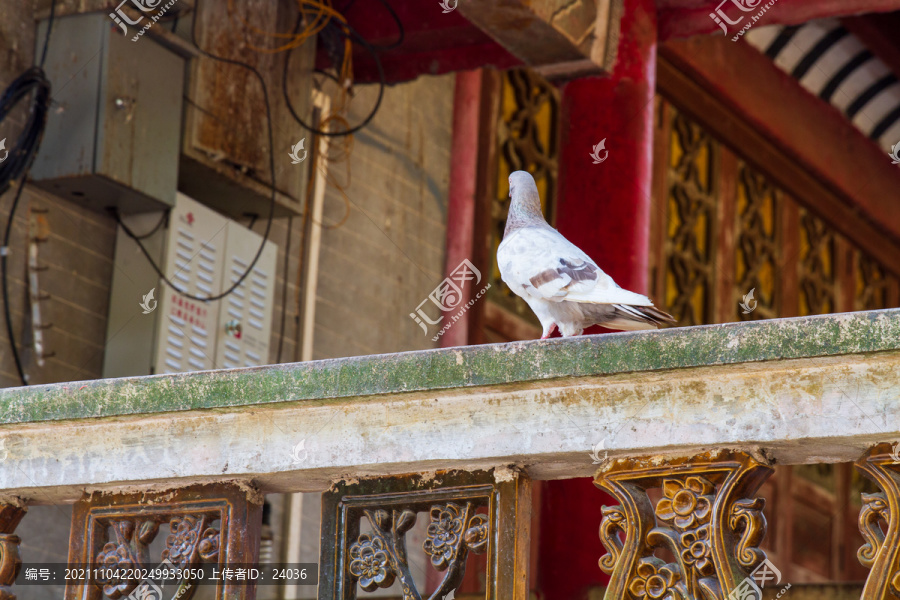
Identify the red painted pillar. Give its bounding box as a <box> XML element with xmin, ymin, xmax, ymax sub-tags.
<box><xmin>538</xmin><ymin>0</ymin><xmax>657</xmax><ymax>598</ymax></box>
<box><xmin>441</xmin><ymin>69</ymin><xmax>483</xmax><ymax>349</ymax></box>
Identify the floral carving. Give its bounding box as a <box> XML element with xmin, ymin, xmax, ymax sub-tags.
<box><xmin>349</xmin><ymin>534</ymin><xmax>395</xmax><ymax>592</ymax></box>
<box><xmin>424</xmin><ymin>504</ymin><xmax>465</xmax><ymax>568</ymax></box>
<box><xmin>94</xmin><ymin>519</ymin><xmax>160</xmax><ymax>599</ymax></box>
<box><xmin>679</xmin><ymin>525</ymin><xmax>713</xmax><ymax>576</ymax></box>
<box><xmin>628</xmin><ymin>557</ymin><xmax>685</xmax><ymax>600</ymax></box>
<box><xmin>160</xmin><ymin>515</ymin><xmax>220</xmax><ymax>566</ymax></box>
<box><xmin>345</xmin><ymin>502</ymin><xmax>491</xmax><ymax>599</ymax></box>
<box><xmin>96</xmin><ymin>543</ymin><xmax>133</xmax><ymax>571</ymax></box>
<box><xmin>656</xmin><ymin>477</ymin><xmax>714</xmax><ymax>531</ymax></box>
<box><xmin>595</xmin><ymin>452</ymin><xmax>773</xmax><ymax>600</ymax></box>
<box><xmin>162</xmin><ymin>516</ymin><xmax>201</xmax><ymax>566</ymax></box>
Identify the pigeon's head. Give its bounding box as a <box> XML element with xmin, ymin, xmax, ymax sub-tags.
<box><xmin>506</xmin><ymin>171</ymin><xmax>545</xmax><ymax>228</ymax></box>
<box><xmin>508</xmin><ymin>170</ymin><xmax>537</xmax><ymax>199</ymax></box>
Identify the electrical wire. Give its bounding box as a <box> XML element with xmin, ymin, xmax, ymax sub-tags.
<box><xmin>0</xmin><ymin>2</ymin><xmax>55</xmax><ymax>386</ymax></box>
<box><xmin>282</xmin><ymin>13</ymin><xmax>387</xmax><ymax>137</ymax></box>
<box><xmin>129</xmin><ymin>211</ymin><xmax>168</xmax><ymax>240</ymax></box>
<box><xmin>117</xmin><ymin>0</ymin><xmax>277</xmax><ymax>304</ymax></box>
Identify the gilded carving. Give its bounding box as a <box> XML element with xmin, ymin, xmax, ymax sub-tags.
<box><xmin>855</xmin><ymin>444</ymin><xmax>900</xmax><ymax>598</ymax></box>
<box><xmin>595</xmin><ymin>451</ymin><xmax>772</xmax><ymax>600</ymax></box>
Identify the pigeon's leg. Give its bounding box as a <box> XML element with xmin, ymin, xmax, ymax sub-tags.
<box><xmin>540</xmin><ymin>323</ymin><xmax>557</xmax><ymax>340</ymax></box>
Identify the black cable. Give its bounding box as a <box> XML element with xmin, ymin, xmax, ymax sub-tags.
<box><xmin>0</xmin><ymin>2</ymin><xmax>55</xmax><ymax>386</ymax></box>
<box><xmin>116</xmin><ymin>0</ymin><xmax>277</xmax><ymax>304</ymax></box>
<box><xmin>282</xmin><ymin>14</ymin><xmax>386</xmax><ymax>137</ymax></box>
<box><xmin>1</xmin><ymin>181</ymin><xmax>31</xmax><ymax>385</ymax></box>
<box><xmin>129</xmin><ymin>211</ymin><xmax>168</xmax><ymax>240</ymax></box>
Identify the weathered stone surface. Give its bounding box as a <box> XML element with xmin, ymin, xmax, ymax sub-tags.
<box><xmin>0</xmin><ymin>310</ymin><xmax>898</xmax><ymax>503</ymax></box>
<box><xmin>2</xmin><ymin>309</ymin><xmax>898</xmax><ymax>423</ymax></box>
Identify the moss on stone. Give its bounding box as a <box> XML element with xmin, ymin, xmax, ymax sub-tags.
<box><xmin>1</xmin><ymin>309</ymin><xmax>898</xmax><ymax>424</ymax></box>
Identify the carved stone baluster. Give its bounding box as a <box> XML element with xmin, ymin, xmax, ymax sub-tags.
<box><xmin>855</xmin><ymin>443</ymin><xmax>900</xmax><ymax>599</ymax></box>
<box><xmin>595</xmin><ymin>451</ymin><xmax>773</xmax><ymax>600</ymax></box>
<box><xmin>0</xmin><ymin>503</ymin><xmax>26</xmax><ymax>600</ymax></box>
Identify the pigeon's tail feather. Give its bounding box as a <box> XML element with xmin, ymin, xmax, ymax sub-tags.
<box><xmin>608</xmin><ymin>303</ymin><xmax>677</xmax><ymax>330</ymax></box>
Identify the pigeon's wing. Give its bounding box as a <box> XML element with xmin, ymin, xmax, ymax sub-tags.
<box><xmin>498</xmin><ymin>227</ymin><xmax>653</xmax><ymax>306</ymax></box>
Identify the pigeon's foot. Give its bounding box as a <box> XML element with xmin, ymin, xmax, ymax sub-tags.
<box><xmin>540</xmin><ymin>323</ymin><xmax>558</xmax><ymax>339</ymax></box>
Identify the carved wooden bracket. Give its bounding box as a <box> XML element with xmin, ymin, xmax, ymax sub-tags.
<box><xmin>319</xmin><ymin>469</ymin><xmax>530</xmax><ymax>600</ymax></box>
<box><xmin>457</xmin><ymin>0</ymin><xmax>621</xmax><ymax>79</ymax></box>
<box><xmin>856</xmin><ymin>443</ymin><xmax>900</xmax><ymax>599</ymax></box>
<box><xmin>65</xmin><ymin>484</ymin><xmax>262</xmax><ymax>600</ymax></box>
<box><xmin>594</xmin><ymin>451</ymin><xmax>774</xmax><ymax>600</ymax></box>
<box><xmin>0</xmin><ymin>503</ymin><xmax>26</xmax><ymax>600</ymax></box>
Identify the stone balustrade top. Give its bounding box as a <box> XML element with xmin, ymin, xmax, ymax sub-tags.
<box><xmin>1</xmin><ymin>309</ymin><xmax>898</xmax><ymax>503</ymax></box>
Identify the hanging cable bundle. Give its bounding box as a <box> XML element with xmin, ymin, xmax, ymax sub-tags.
<box><xmin>0</xmin><ymin>68</ymin><xmax>51</xmax><ymax>198</ymax></box>
<box><xmin>0</xmin><ymin>2</ymin><xmax>55</xmax><ymax>385</ymax></box>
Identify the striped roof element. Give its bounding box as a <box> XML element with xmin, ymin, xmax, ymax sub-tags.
<box><xmin>746</xmin><ymin>19</ymin><xmax>900</xmax><ymax>152</ymax></box>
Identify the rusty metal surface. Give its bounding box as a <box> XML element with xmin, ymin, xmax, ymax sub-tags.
<box><xmin>65</xmin><ymin>484</ymin><xmax>262</xmax><ymax>600</ymax></box>
<box><xmin>319</xmin><ymin>469</ymin><xmax>530</xmax><ymax>600</ymax></box>
<box><xmin>184</xmin><ymin>0</ymin><xmax>312</xmax><ymax>217</ymax></box>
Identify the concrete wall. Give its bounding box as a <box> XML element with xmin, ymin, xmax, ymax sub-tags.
<box><xmin>312</xmin><ymin>75</ymin><xmax>454</xmax><ymax>359</ymax></box>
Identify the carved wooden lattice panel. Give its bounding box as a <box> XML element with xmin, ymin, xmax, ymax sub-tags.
<box><xmin>662</xmin><ymin>110</ymin><xmax>717</xmax><ymax>326</ymax></box>
<box><xmin>855</xmin><ymin>252</ymin><xmax>896</xmax><ymax>311</ymax></box>
<box><xmin>653</xmin><ymin>98</ymin><xmax>899</xmax><ymax>323</ymax></box>
<box><xmin>488</xmin><ymin>68</ymin><xmax>559</xmax><ymax>324</ymax></box>
<box><xmin>66</xmin><ymin>484</ymin><xmax>262</xmax><ymax>600</ymax></box>
<box><xmin>651</xmin><ymin>95</ymin><xmax>900</xmax><ymax>586</ymax></box>
<box><xmin>798</xmin><ymin>209</ymin><xmax>836</xmax><ymax>316</ymax></box>
<box><xmin>735</xmin><ymin>163</ymin><xmax>780</xmax><ymax>321</ymax></box>
<box><xmin>319</xmin><ymin>469</ymin><xmax>530</xmax><ymax>600</ymax></box>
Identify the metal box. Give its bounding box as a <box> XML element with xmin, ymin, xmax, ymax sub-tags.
<box><xmin>103</xmin><ymin>193</ymin><xmax>278</xmax><ymax>378</ymax></box>
<box><xmin>30</xmin><ymin>13</ymin><xmax>184</xmax><ymax>214</ymax></box>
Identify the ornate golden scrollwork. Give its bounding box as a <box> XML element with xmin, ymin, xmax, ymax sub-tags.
<box><xmin>855</xmin><ymin>443</ymin><xmax>900</xmax><ymax>598</ymax></box>
<box><xmin>595</xmin><ymin>451</ymin><xmax>773</xmax><ymax>600</ymax></box>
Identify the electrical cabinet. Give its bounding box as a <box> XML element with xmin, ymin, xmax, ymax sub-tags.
<box><xmin>103</xmin><ymin>193</ymin><xmax>277</xmax><ymax>378</ymax></box>
<box><xmin>31</xmin><ymin>13</ymin><xmax>184</xmax><ymax>214</ymax></box>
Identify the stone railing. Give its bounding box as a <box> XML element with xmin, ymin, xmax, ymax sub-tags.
<box><xmin>1</xmin><ymin>309</ymin><xmax>899</xmax><ymax>599</ymax></box>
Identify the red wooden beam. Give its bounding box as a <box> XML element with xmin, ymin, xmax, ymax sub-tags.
<box><xmin>316</xmin><ymin>1</ymin><xmax>521</xmax><ymax>84</ymax></box>
<box><xmin>659</xmin><ymin>35</ymin><xmax>900</xmax><ymax>274</ymax></box>
<box><xmin>659</xmin><ymin>0</ymin><xmax>900</xmax><ymax>40</ymax></box>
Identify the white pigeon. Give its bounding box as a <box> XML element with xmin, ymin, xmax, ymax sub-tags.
<box><xmin>497</xmin><ymin>171</ymin><xmax>675</xmax><ymax>338</ymax></box>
